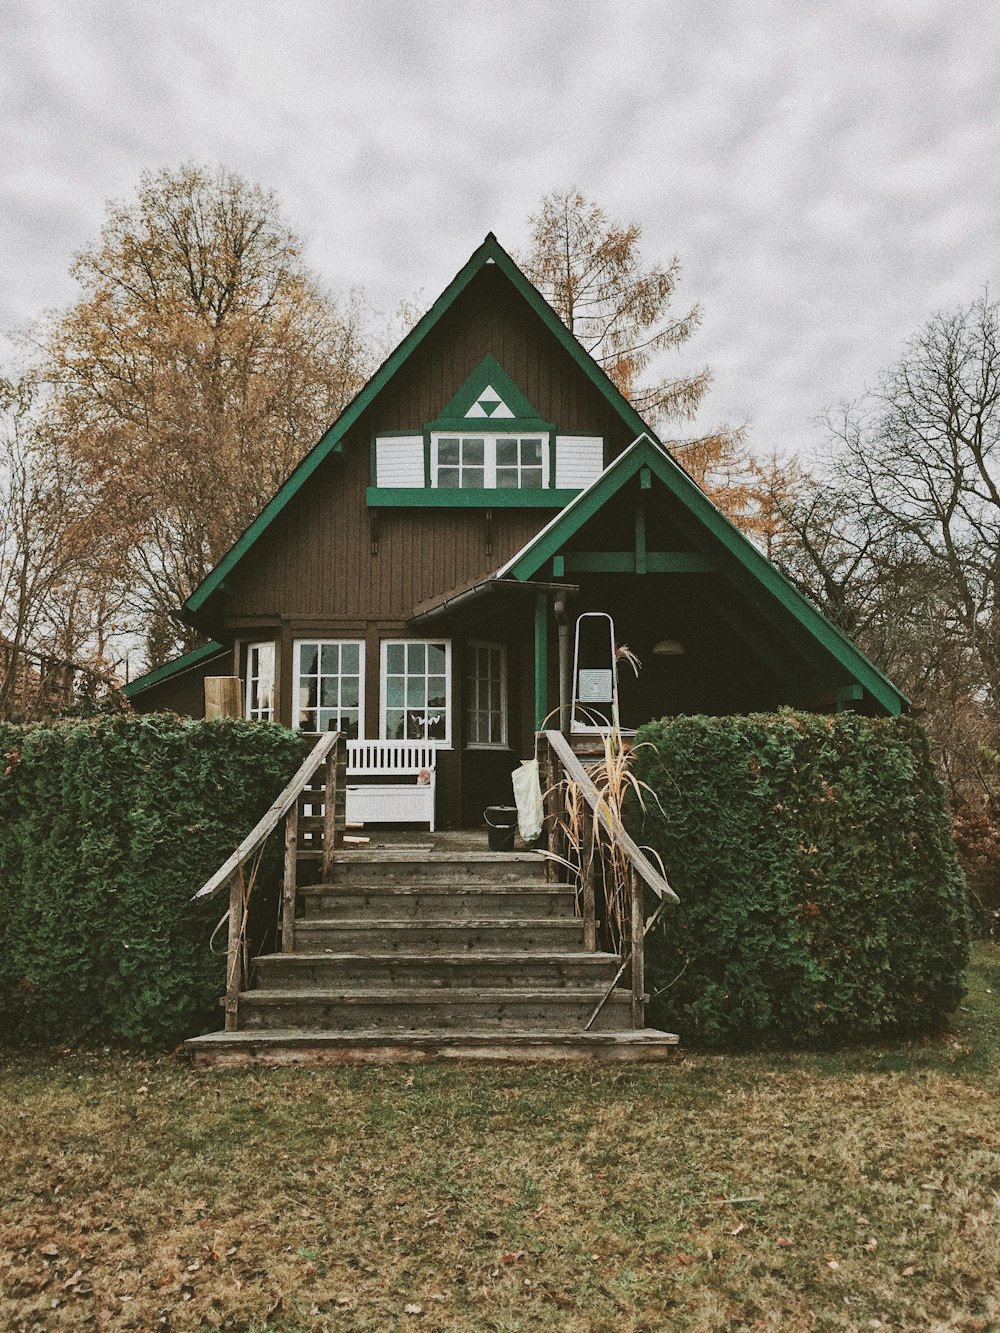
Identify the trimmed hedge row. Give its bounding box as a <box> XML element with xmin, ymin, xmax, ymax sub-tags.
<box><xmin>632</xmin><ymin>712</ymin><xmax>970</xmax><ymax>1047</ymax></box>
<box><xmin>0</xmin><ymin>714</ymin><xmax>304</xmax><ymax>1049</ymax></box>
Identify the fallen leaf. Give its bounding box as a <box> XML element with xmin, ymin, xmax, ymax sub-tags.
<box><xmin>827</xmin><ymin>1259</ymin><xmax>840</xmax><ymax>1271</ymax></box>
<box><xmin>776</xmin><ymin>1237</ymin><xmax>792</xmax><ymax>1248</ymax></box>
<box><xmin>404</xmin><ymin>1302</ymin><xmax>423</xmax><ymax>1315</ymax></box>
<box><xmin>863</xmin><ymin>1238</ymin><xmax>878</xmax><ymax>1252</ymax></box>
<box><xmin>729</xmin><ymin>1223</ymin><xmax>746</xmax><ymax>1237</ymax></box>
<box><xmin>676</xmin><ymin>1252</ymin><xmax>693</xmax><ymax>1266</ymax></box>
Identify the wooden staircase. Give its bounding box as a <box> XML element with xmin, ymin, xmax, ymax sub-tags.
<box><xmin>186</xmin><ymin>845</ymin><xmax>679</xmax><ymax>1066</ymax></box>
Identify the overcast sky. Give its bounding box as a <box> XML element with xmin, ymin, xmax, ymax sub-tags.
<box><xmin>2</xmin><ymin>0</ymin><xmax>998</xmax><ymax>460</ymax></box>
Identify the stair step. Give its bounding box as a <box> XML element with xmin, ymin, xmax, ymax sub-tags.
<box><xmin>327</xmin><ymin>851</ymin><xmax>547</xmax><ymax>885</ymax></box>
<box><xmin>237</xmin><ymin>987</ymin><xmax>632</xmax><ymax>1033</ymax></box>
<box><xmin>298</xmin><ymin>883</ymin><xmax>576</xmax><ymax>920</ymax></box>
<box><xmin>293</xmin><ymin>918</ymin><xmax>586</xmax><ymax>952</ymax></box>
<box><xmin>255</xmin><ymin>951</ymin><xmax>618</xmax><ymax>989</ymax></box>
<box><xmin>186</xmin><ymin>1027</ymin><xmax>680</xmax><ymax>1067</ymax></box>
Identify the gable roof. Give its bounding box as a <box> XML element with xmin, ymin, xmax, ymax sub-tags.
<box><xmin>184</xmin><ymin>234</ymin><xmax>653</xmax><ymax>619</ymax></box>
<box><xmin>123</xmin><ymin>639</ymin><xmax>227</xmax><ymax>699</ymax></box>
<box><xmin>497</xmin><ymin>434</ymin><xmax>908</xmax><ymax>716</ymax></box>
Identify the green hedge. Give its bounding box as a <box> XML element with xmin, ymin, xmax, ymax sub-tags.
<box><xmin>0</xmin><ymin>714</ymin><xmax>304</xmax><ymax>1049</ymax></box>
<box><xmin>632</xmin><ymin>712</ymin><xmax>970</xmax><ymax>1047</ymax></box>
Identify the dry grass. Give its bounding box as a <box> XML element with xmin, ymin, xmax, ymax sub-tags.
<box><xmin>2</xmin><ymin>946</ymin><xmax>998</xmax><ymax>1333</ymax></box>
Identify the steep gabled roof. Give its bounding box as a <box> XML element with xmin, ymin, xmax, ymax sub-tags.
<box><xmin>123</xmin><ymin>640</ymin><xmax>226</xmax><ymax>699</ymax></box>
<box><xmin>498</xmin><ymin>434</ymin><xmax>908</xmax><ymax>716</ymax></box>
<box><xmin>184</xmin><ymin>233</ymin><xmax>653</xmax><ymax>619</ymax></box>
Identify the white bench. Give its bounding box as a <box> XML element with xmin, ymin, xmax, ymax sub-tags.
<box><xmin>344</xmin><ymin>740</ymin><xmax>437</xmax><ymax>831</ymax></box>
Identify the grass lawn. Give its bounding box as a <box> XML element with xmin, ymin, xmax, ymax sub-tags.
<box><xmin>1</xmin><ymin>945</ymin><xmax>997</xmax><ymax>1333</ymax></box>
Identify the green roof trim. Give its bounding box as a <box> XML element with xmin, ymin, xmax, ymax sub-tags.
<box><xmin>184</xmin><ymin>233</ymin><xmax>656</xmax><ymax>618</ymax></box>
<box><xmin>498</xmin><ymin>435</ymin><xmax>908</xmax><ymax>717</ymax></box>
<box><xmin>366</xmin><ymin>487</ymin><xmax>578</xmax><ymax>508</ymax></box>
<box><xmin>123</xmin><ymin>640</ymin><xmax>227</xmax><ymax>699</ymax></box>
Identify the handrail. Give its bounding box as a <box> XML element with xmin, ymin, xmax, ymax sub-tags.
<box><xmin>192</xmin><ymin>730</ymin><xmax>342</xmax><ymax>901</ymax></box>
<box><xmin>543</xmin><ymin>730</ymin><xmax>679</xmax><ymax>905</ymax></box>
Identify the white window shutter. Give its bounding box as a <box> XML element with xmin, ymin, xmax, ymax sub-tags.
<box><xmin>375</xmin><ymin>436</ymin><xmax>424</xmax><ymax>487</ymax></box>
<box><xmin>555</xmin><ymin>437</ymin><xmax>605</xmax><ymax>489</ymax></box>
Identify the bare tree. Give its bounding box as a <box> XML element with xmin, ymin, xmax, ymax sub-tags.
<box><xmin>0</xmin><ymin>376</ymin><xmax>124</xmax><ymax>717</ymax></box>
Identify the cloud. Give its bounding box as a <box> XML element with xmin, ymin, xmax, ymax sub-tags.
<box><xmin>2</xmin><ymin>0</ymin><xmax>998</xmax><ymax>460</ymax></box>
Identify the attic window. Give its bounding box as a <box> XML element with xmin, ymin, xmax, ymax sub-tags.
<box><xmin>432</xmin><ymin>434</ymin><xmax>547</xmax><ymax>489</ymax></box>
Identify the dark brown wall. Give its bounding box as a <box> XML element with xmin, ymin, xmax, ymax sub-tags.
<box><xmin>219</xmin><ymin>265</ymin><xmax>635</xmax><ymax>627</ymax></box>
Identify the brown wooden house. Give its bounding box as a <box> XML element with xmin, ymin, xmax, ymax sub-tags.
<box><xmin>126</xmin><ymin>232</ymin><xmax>905</xmax><ymax>830</ymax></box>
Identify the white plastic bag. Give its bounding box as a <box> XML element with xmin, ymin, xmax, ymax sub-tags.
<box><xmin>511</xmin><ymin>758</ymin><xmax>544</xmax><ymax>845</ymax></box>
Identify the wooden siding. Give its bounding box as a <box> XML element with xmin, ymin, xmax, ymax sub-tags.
<box><xmin>220</xmin><ymin>266</ymin><xmax>635</xmax><ymax>627</ymax></box>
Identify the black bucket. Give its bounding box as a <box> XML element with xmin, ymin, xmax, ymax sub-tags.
<box><xmin>484</xmin><ymin>805</ymin><xmax>518</xmax><ymax>852</ymax></box>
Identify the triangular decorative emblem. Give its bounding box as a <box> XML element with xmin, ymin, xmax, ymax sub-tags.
<box><xmin>433</xmin><ymin>356</ymin><xmax>546</xmax><ymax>430</ymax></box>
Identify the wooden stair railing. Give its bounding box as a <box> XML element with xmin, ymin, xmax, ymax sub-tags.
<box><xmin>540</xmin><ymin>729</ymin><xmax>680</xmax><ymax>1029</ymax></box>
<box><xmin>191</xmin><ymin>730</ymin><xmax>347</xmax><ymax>1031</ymax></box>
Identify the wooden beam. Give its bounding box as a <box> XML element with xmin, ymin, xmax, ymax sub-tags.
<box><xmin>635</xmin><ymin>504</ymin><xmax>647</xmax><ymax>575</ymax></box>
<box><xmin>534</xmin><ymin>594</ymin><xmax>548</xmax><ymax>732</ymax></box>
<box><xmin>560</xmin><ymin>551</ymin><xmax>713</xmax><ymax>574</ymax></box>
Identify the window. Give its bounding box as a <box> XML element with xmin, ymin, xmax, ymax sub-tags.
<box><xmin>431</xmin><ymin>434</ymin><xmax>547</xmax><ymax>489</ymax></box>
<box><xmin>466</xmin><ymin>642</ymin><xmax>507</xmax><ymax>748</ymax></box>
<box><xmin>296</xmin><ymin>640</ymin><xmax>364</xmax><ymax>736</ymax></box>
<box><xmin>246</xmin><ymin>642</ymin><xmax>275</xmax><ymax>721</ymax></box>
<box><xmin>381</xmin><ymin>640</ymin><xmax>451</xmax><ymax>744</ymax></box>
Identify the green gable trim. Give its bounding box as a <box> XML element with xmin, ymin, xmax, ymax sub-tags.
<box><xmin>366</xmin><ymin>487</ymin><xmax>578</xmax><ymax>509</ymax></box>
<box><xmin>499</xmin><ymin>434</ymin><xmax>907</xmax><ymax>717</ymax></box>
<box><xmin>185</xmin><ymin>233</ymin><xmax>656</xmax><ymax>618</ymax></box>
<box><xmin>559</xmin><ymin>551</ymin><xmax>714</xmax><ymax>574</ymax></box>
<box><xmin>123</xmin><ymin>640</ymin><xmax>227</xmax><ymax>699</ymax></box>
<box><xmin>431</xmin><ymin>354</ymin><xmax>540</xmax><ymax>426</ymax></box>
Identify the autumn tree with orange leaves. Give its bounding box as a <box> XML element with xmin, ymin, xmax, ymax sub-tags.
<box><xmin>522</xmin><ymin>189</ymin><xmax>751</xmax><ymax>520</ymax></box>
<box><xmin>41</xmin><ymin>165</ymin><xmax>375</xmax><ymax>664</ymax></box>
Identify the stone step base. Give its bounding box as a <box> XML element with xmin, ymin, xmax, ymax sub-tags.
<box><xmin>186</xmin><ymin>1027</ymin><xmax>680</xmax><ymax>1068</ymax></box>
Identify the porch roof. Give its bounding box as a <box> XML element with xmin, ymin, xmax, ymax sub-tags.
<box><xmin>496</xmin><ymin>434</ymin><xmax>908</xmax><ymax>717</ymax></box>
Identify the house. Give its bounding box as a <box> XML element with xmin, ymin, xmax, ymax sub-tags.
<box><xmin>124</xmin><ymin>233</ymin><xmax>907</xmax><ymax>1063</ymax></box>
<box><xmin>126</xmin><ymin>232</ymin><xmax>905</xmax><ymax>830</ymax></box>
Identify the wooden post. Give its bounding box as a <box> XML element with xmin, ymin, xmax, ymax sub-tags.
<box><xmin>321</xmin><ymin>738</ymin><xmax>339</xmax><ymax>881</ymax></box>
<box><xmin>281</xmin><ymin>798</ymin><xmax>298</xmax><ymax>954</ymax></box>
<box><xmin>205</xmin><ymin>676</ymin><xmax>243</xmax><ymax>719</ymax></box>
<box><xmin>630</xmin><ymin>866</ymin><xmax>645</xmax><ymax>1029</ymax></box>
<box><xmin>224</xmin><ymin>870</ymin><xmax>244</xmax><ymax>1032</ymax></box>
<box><xmin>581</xmin><ymin>804</ymin><xmax>597</xmax><ymax>952</ymax></box>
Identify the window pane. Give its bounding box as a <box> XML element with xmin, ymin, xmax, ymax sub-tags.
<box><xmin>496</xmin><ymin>438</ymin><xmax>517</xmax><ymax>466</ymax></box>
<box><xmin>522</xmin><ymin>467</ymin><xmax>543</xmax><ymax>489</ymax></box>
<box><xmin>426</xmin><ymin>711</ymin><xmax>446</xmax><ymax>740</ymax></box>
<box><xmin>521</xmin><ymin>438</ymin><xmax>543</xmax><ymax>464</ymax></box>
<box><xmin>438</xmin><ymin>438</ymin><xmax>459</xmax><ymax>465</ymax></box>
<box><xmin>341</xmin><ymin>643</ymin><xmax>359</xmax><ymax>673</ymax></box>
<box><xmin>386</xmin><ymin>676</ymin><xmax>404</xmax><ymax>709</ymax></box>
<box><xmin>320</xmin><ymin>643</ymin><xmax>339</xmax><ymax>674</ymax></box>
<box><xmin>386</xmin><ymin>643</ymin><xmax>405</xmax><ymax>673</ymax></box>
<box><xmin>427</xmin><ymin>644</ymin><xmax>446</xmax><ymax>673</ymax></box>
<box><xmin>463</xmin><ymin>438</ymin><xmax>485</xmax><ymax>465</ymax></box>
<box><xmin>495</xmin><ymin>467</ymin><xmax>518</xmax><ymax>489</ymax></box>
<box><xmin>341</xmin><ymin>678</ymin><xmax>359</xmax><ymax>708</ymax></box>
<box><xmin>438</xmin><ymin>467</ymin><xmax>459</xmax><ymax>488</ymax></box>
<box><xmin>407</xmin><ymin>642</ymin><xmax>425</xmax><ymax>672</ymax></box>
<box><xmin>427</xmin><ymin>676</ymin><xmax>447</xmax><ymax>708</ymax></box>
<box><xmin>343</xmin><ymin>710</ymin><xmax>360</xmax><ymax>739</ymax></box>
<box><xmin>461</xmin><ymin>467</ymin><xmax>484</xmax><ymax>488</ymax></box>
<box><xmin>320</xmin><ymin>678</ymin><xmax>339</xmax><ymax>708</ymax></box>
<box><xmin>385</xmin><ymin>709</ymin><xmax>405</xmax><ymax>740</ymax></box>
<box><xmin>299</xmin><ymin>644</ymin><xmax>318</xmax><ymax>676</ymax></box>
<box><xmin>304</xmin><ymin>678</ymin><xmax>318</xmax><ymax>709</ymax></box>
<box><xmin>407</xmin><ymin>677</ymin><xmax>426</xmax><ymax>707</ymax></box>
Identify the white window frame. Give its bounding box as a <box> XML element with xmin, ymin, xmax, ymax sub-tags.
<box><xmin>245</xmin><ymin>641</ymin><xmax>276</xmax><ymax>722</ymax></box>
<box><xmin>465</xmin><ymin>640</ymin><xmax>508</xmax><ymax>749</ymax></box>
<box><xmin>294</xmin><ymin>639</ymin><xmax>365</xmax><ymax>737</ymax></box>
<box><xmin>380</xmin><ymin>638</ymin><xmax>452</xmax><ymax>747</ymax></box>
<box><xmin>430</xmin><ymin>432</ymin><xmax>548</xmax><ymax>490</ymax></box>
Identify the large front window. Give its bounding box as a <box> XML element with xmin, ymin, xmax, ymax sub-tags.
<box><xmin>296</xmin><ymin>640</ymin><xmax>364</xmax><ymax>736</ymax></box>
<box><xmin>381</xmin><ymin>640</ymin><xmax>451</xmax><ymax>744</ymax></box>
<box><xmin>432</xmin><ymin>434</ymin><xmax>546</xmax><ymax>489</ymax></box>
